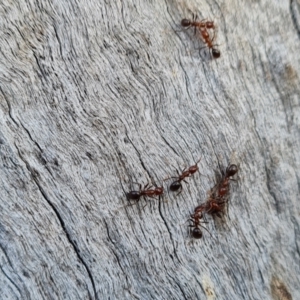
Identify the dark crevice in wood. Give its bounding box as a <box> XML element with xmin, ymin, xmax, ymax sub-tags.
<box><xmin>0</xmin><ymin>265</ymin><xmax>22</xmax><ymax>299</ymax></box>
<box><xmin>157</xmin><ymin>197</ymin><xmax>180</xmax><ymax>262</ymax></box>
<box><xmin>156</xmin><ymin>129</ymin><xmax>179</xmax><ymax>157</ymax></box>
<box><xmin>290</xmin><ymin>0</ymin><xmax>300</xmax><ymax>39</ymax></box>
<box><xmin>18</xmin><ymin>122</ymin><xmax>54</xmax><ymax>177</ymax></box>
<box><xmin>264</xmin><ymin>160</ymin><xmax>281</xmax><ymax>215</ymax></box>
<box><xmin>0</xmin><ymin>241</ymin><xmax>25</xmax><ymax>298</ymax></box>
<box><xmin>53</xmin><ymin>24</ymin><xmax>63</xmax><ymax>59</ymax></box>
<box><xmin>167</xmin><ymin>273</ymin><xmax>189</xmax><ymax>300</ymax></box>
<box><xmin>292</xmin><ymin>217</ymin><xmax>300</xmax><ymax>259</ymax></box>
<box><xmin>14</xmin><ymin>144</ymin><xmax>97</xmax><ymax>300</ymax></box>
<box><xmin>18</xmin><ymin>123</ymin><xmax>43</xmax><ymax>152</ymax></box>
<box><xmin>0</xmin><ymin>87</ymin><xmax>19</xmax><ymax>128</ymax></box>
<box><xmin>125</xmin><ymin>131</ymin><xmax>153</xmax><ymax>182</ymax></box>
<box><xmin>178</xmin><ymin>56</ymin><xmax>193</xmax><ymax>101</ymax></box>
<box><xmin>260</xmin><ymin>46</ymin><xmax>291</xmax><ymax>133</ymax></box>
<box><xmin>102</xmin><ymin>219</ymin><xmax>133</xmax><ymax>293</ymax></box>
<box><xmin>33</xmin><ymin>52</ymin><xmax>48</xmax><ymax>81</ymax></box>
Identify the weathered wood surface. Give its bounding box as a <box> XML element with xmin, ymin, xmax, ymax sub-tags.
<box><xmin>0</xmin><ymin>0</ymin><xmax>299</xmax><ymax>299</ymax></box>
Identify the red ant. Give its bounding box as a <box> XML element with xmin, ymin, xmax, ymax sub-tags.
<box><xmin>203</xmin><ymin>195</ymin><xmax>227</xmax><ymax>218</ymax></box>
<box><xmin>215</xmin><ymin>164</ymin><xmax>238</xmax><ymax>199</ymax></box>
<box><xmin>164</xmin><ymin>158</ymin><xmax>202</xmax><ymax>195</ymax></box>
<box><xmin>204</xmin><ymin>164</ymin><xmax>239</xmax><ymax>217</ymax></box>
<box><xmin>181</xmin><ymin>14</ymin><xmax>220</xmax><ymax>59</ymax></box>
<box><xmin>199</xmin><ymin>28</ymin><xmax>220</xmax><ymax>59</ymax></box>
<box><xmin>181</xmin><ymin>14</ymin><xmax>216</xmax><ymax>32</ymax></box>
<box><xmin>189</xmin><ymin>205</ymin><xmax>212</xmax><ymax>239</ymax></box>
<box><xmin>126</xmin><ymin>183</ymin><xmax>164</xmax><ymax>206</ymax></box>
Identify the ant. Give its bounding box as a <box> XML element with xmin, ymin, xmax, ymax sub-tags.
<box><xmin>181</xmin><ymin>14</ymin><xmax>216</xmax><ymax>32</ymax></box>
<box><xmin>215</xmin><ymin>164</ymin><xmax>238</xmax><ymax>199</ymax></box>
<box><xmin>181</xmin><ymin>14</ymin><xmax>220</xmax><ymax>59</ymax></box>
<box><xmin>203</xmin><ymin>195</ymin><xmax>227</xmax><ymax>218</ymax></box>
<box><xmin>189</xmin><ymin>206</ymin><xmax>212</xmax><ymax>239</ymax></box>
<box><xmin>164</xmin><ymin>158</ymin><xmax>202</xmax><ymax>195</ymax></box>
<box><xmin>199</xmin><ymin>28</ymin><xmax>220</xmax><ymax>59</ymax></box>
<box><xmin>126</xmin><ymin>183</ymin><xmax>164</xmax><ymax>206</ymax></box>
<box><xmin>204</xmin><ymin>164</ymin><xmax>238</xmax><ymax>217</ymax></box>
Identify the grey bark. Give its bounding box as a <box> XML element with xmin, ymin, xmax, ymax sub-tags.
<box><xmin>0</xmin><ymin>0</ymin><xmax>299</xmax><ymax>299</ymax></box>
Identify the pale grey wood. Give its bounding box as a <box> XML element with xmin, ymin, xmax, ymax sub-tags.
<box><xmin>0</xmin><ymin>0</ymin><xmax>299</xmax><ymax>299</ymax></box>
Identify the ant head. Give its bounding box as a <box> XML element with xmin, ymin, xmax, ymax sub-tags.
<box><xmin>126</xmin><ymin>191</ymin><xmax>140</xmax><ymax>201</ymax></box>
<box><xmin>206</xmin><ymin>21</ymin><xmax>214</xmax><ymax>29</ymax></box>
<box><xmin>226</xmin><ymin>164</ymin><xmax>238</xmax><ymax>177</ymax></box>
<box><xmin>192</xmin><ymin>228</ymin><xmax>203</xmax><ymax>239</ymax></box>
<box><xmin>181</xmin><ymin>19</ymin><xmax>191</xmax><ymax>27</ymax></box>
<box><xmin>189</xmin><ymin>165</ymin><xmax>199</xmax><ymax>174</ymax></box>
<box><xmin>212</xmin><ymin>48</ymin><xmax>221</xmax><ymax>59</ymax></box>
<box><xmin>170</xmin><ymin>181</ymin><xmax>182</xmax><ymax>191</ymax></box>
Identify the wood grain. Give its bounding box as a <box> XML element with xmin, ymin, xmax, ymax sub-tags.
<box><xmin>0</xmin><ymin>0</ymin><xmax>299</xmax><ymax>299</ymax></box>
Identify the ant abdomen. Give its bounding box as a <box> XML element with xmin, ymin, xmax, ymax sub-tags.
<box><xmin>226</xmin><ymin>164</ymin><xmax>238</xmax><ymax>177</ymax></box>
<box><xmin>192</xmin><ymin>228</ymin><xmax>203</xmax><ymax>239</ymax></box>
<box><xmin>181</xmin><ymin>19</ymin><xmax>191</xmax><ymax>27</ymax></box>
<box><xmin>126</xmin><ymin>191</ymin><xmax>140</xmax><ymax>201</ymax></box>
<box><xmin>212</xmin><ymin>48</ymin><xmax>221</xmax><ymax>59</ymax></box>
<box><xmin>170</xmin><ymin>181</ymin><xmax>181</xmax><ymax>191</ymax></box>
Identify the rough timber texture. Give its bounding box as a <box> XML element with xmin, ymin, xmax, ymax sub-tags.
<box><xmin>0</xmin><ymin>0</ymin><xmax>299</xmax><ymax>299</ymax></box>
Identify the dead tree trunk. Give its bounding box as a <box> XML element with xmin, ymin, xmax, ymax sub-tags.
<box><xmin>0</xmin><ymin>0</ymin><xmax>299</xmax><ymax>299</ymax></box>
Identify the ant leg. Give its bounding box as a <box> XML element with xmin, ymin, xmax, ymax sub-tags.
<box><xmin>198</xmin><ymin>172</ymin><xmax>209</xmax><ymax>179</ymax></box>
<box><xmin>217</xmin><ymin>198</ymin><xmax>229</xmax><ymax>205</ymax></box>
<box><xmin>187</xmin><ymin>225</ymin><xmax>196</xmax><ymax>229</ymax></box>
<box><xmin>215</xmin><ymin>212</ymin><xmax>223</xmax><ymax>218</ymax></box>
<box><xmin>192</xmin><ymin>13</ymin><xmax>200</xmax><ymax>23</ymax></box>
<box><xmin>131</xmin><ymin>182</ymin><xmax>143</xmax><ymax>193</ymax></box>
<box><xmin>145</xmin><ymin>184</ymin><xmax>155</xmax><ymax>191</ymax></box>
<box><xmin>163</xmin><ymin>176</ymin><xmax>179</xmax><ymax>181</ymax></box>
<box><xmin>141</xmin><ymin>197</ymin><xmax>148</xmax><ymax>210</ymax></box>
<box><xmin>205</xmin><ymin>203</ymin><xmax>213</xmax><ymax>214</ymax></box>
<box><xmin>195</xmin><ymin>157</ymin><xmax>202</xmax><ymax>165</ymax></box>
<box><xmin>211</xmin><ymin>28</ymin><xmax>216</xmax><ymax>43</ymax></box>
<box><xmin>148</xmin><ymin>195</ymin><xmax>159</xmax><ymax>201</ymax></box>
<box><xmin>200</xmin><ymin>224</ymin><xmax>214</xmax><ymax>239</ymax></box>
<box><xmin>125</xmin><ymin>201</ymin><xmax>138</xmax><ymax>208</ymax></box>
<box><xmin>179</xmin><ymin>26</ymin><xmax>191</xmax><ymax>32</ymax></box>
<box><xmin>202</xmin><ymin>213</ymin><xmax>208</xmax><ymax>222</ymax></box>
<box><xmin>176</xmin><ymin>186</ymin><xmax>183</xmax><ymax>196</ymax></box>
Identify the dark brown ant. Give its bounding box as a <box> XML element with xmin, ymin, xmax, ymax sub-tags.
<box><xmin>126</xmin><ymin>183</ymin><xmax>164</xmax><ymax>205</ymax></box>
<box><xmin>165</xmin><ymin>158</ymin><xmax>202</xmax><ymax>195</ymax></box>
<box><xmin>226</xmin><ymin>164</ymin><xmax>239</xmax><ymax>177</ymax></box>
